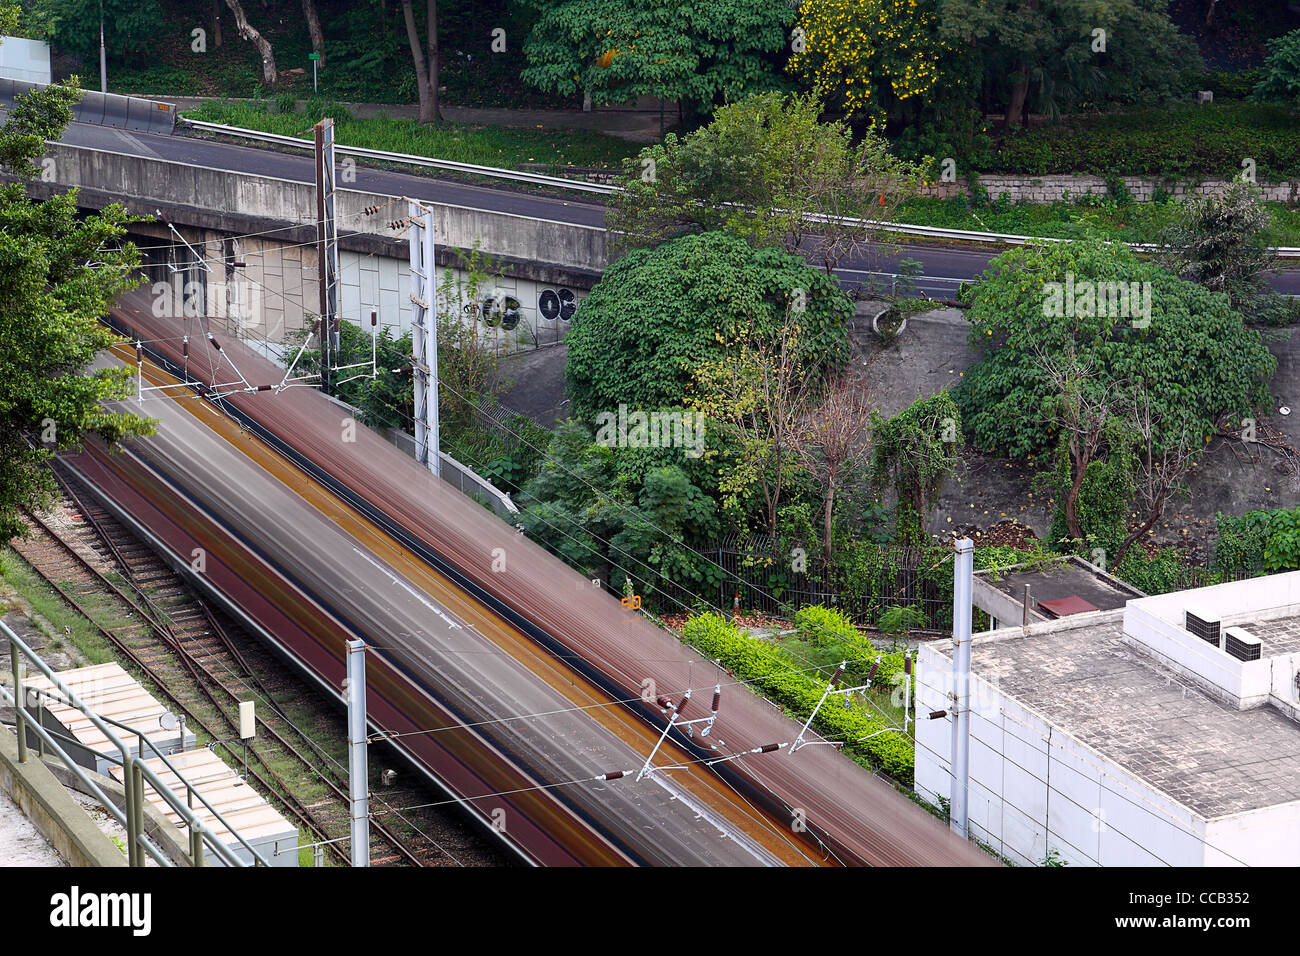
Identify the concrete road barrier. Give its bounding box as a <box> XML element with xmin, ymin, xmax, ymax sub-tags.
<box><xmin>0</xmin><ymin>78</ymin><xmax>176</xmax><ymax>135</ymax></box>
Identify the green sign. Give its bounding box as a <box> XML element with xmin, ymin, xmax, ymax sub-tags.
<box><xmin>308</xmin><ymin>53</ymin><xmax>321</xmax><ymax>61</ymax></box>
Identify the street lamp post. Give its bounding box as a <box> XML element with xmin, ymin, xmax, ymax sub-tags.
<box><xmin>98</xmin><ymin>0</ymin><xmax>107</xmax><ymax>93</ymax></box>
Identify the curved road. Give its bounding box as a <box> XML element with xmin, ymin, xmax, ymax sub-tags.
<box><xmin>55</xmin><ymin>120</ymin><xmax>1300</xmax><ymax>297</ymax></box>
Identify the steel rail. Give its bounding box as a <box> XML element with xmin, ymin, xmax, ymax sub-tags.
<box><xmin>12</xmin><ymin>510</ymin><xmax>375</xmax><ymax>865</ymax></box>
<box><xmin>181</xmin><ymin>117</ymin><xmax>620</xmax><ymax>194</ymax></box>
<box><xmin>56</xmin><ymin>470</ymin><xmax>435</xmax><ymax>867</ymax></box>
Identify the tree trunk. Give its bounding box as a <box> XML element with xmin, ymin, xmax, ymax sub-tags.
<box><xmin>1003</xmin><ymin>0</ymin><xmax>1037</xmax><ymax>130</ymax></box>
<box><xmin>302</xmin><ymin>0</ymin><xmax>325</xmax><ymax>67</ymax></box>
<box><xmin>1004</xmin><ymin>66</ymin><xmax>1030</xmax><ymax>130</ymax></box>
<box><xmin>1114</xmin><ymin>490</ymin><xmax>1166</xmax><ymax>567</ymax></box>
<box><xmin>224</xmin><ymin>0</ymin><xmax>277</xmax><ymax>85</ymax></box>
<box><xmin>1065</xmin><ymin>452</ymin><xmax>1087</xmax><ymax>540</ymax></box>
<box><xmin>401</xmin><ymin>0</ymin><xmax>441</xmax><ymax>123</ymax></box>
<box><xmin>213</xmin><ymin>0</ymin><xmax>223</xmax><ymax>47</ymax></box>
<box><xmin>822</xmin><ymin>480</ymin><xmax>835</xmax><ymax>565</ymax></box>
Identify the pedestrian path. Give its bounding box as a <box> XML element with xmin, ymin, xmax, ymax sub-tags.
<box><xmin>0</xmin><ymin>786</ymin><xmax>66</xmax><ymax>866</ymax></box>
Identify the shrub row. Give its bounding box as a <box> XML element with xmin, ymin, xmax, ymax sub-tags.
<box><xmin>679</xmin><ymin>612</ymin><xmax>914</xmax><ymax>784</ymax></box>
<box><xmin>792</xmin><ymin>604</ymin><xmax>907</xmax><ymax>689</ymax></box>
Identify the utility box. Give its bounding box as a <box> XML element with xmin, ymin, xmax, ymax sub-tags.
<box><xmin>0</xmin><ymin>36</ymin><xmax>51</xmax><ymax>84</ymax></box>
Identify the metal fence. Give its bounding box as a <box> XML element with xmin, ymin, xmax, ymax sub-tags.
<box><xmin>630</xmin><ymin>534</ymin><xmax>953</xmax><ymax>632</ymax></box>
<box><xmin>2</xmin><ymin>620</ymin><xmax>269</xmax><ymax>867</ymax></box>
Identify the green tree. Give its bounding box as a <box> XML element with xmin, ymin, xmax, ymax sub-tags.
<box><xmin>608</xmin><ymin>92</ymin><xmax>929</xmax><ymax>273</ymax></box>
<box><xmin>564</xmin><ymin>230</ymin><xmax>852</xmax><ymax>421</ymax></box>
<box><xmin>1252</xmin><ymin>28</ymin><xmax>1300</xmax><ymax>108</ymax></box>
<box><xmin>518</xmin><ymin>423</ymin><xmax>723</xmax><ymax>603</ymax></box>
<box><xmin>691</xmin><ymin>307</ymin><xmax>816</xmax><ymax>536</ymax></box>
<box><xmin>1158</xmin><ymin>178</ymin><xmax>1281</xmax><ymax>311</ymax></box>
<box><xmin>869</xmin><ymin>391</ymin><xmax>962</xmax><ymax>541</ymax></box>
<box><xmin>0</xmin><ymin>79</ymin><xmax>153</xmax><ymax>540</ymax></box>
<box><xmin>520</xmin><ymin>0</ymin><xmax>793</xmax><ymax>115</ymax></box>
<box><xmin>956</xmin><ymin>238</ymin><xmax>1276</xmax><ymax>463</ymax></box>
<box><xmin>937</xmin><ymin>0</ymin><xmax>1200</xmax><ymax>127</ymax></box>
<box><xmin>787</xmin><ymin>0</ymin><xmax>948</xmax><ymax>122</ymax></box>
<box><xmin>23</xmin><ymin>0</ymin><xmax>165</xmax><ymax>70</ymax></box>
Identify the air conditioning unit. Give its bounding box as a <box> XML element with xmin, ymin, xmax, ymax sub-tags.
<box><xmin>1224</xmin><ymin>627</ymin><xmax>1262</xmax><ymax>663</ymax></box>
<box><xmin>1185</xmin><ymin>606</ymin><xmax>1221</xmax><ymax>648</ymax></box>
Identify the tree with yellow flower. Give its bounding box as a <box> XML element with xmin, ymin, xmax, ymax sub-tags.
<box><xmin>788</xmin><ymin>0</ymin><xmax>949</xmax><ymax>123</ymax></box>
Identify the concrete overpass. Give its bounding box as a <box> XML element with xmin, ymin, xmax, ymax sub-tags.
<box><xmin>3</xmin><ymin>87</ymin><xmax>1297</xmax><ymax>351</ymax></box>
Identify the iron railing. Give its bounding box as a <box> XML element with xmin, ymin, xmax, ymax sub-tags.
<box><xmin>2</xmin><ymin>619</ymin><xmax>271</xmax><ymax>867</ymax></box>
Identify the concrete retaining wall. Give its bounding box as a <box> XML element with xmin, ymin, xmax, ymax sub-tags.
<box><xmin>921</xmin><ymin>174</ymin><xmax>1299</xmax><ymax>205</ymax></box>
<box><xmin>0</xmin><ymin>723</ymin><xmax>125</xmax><ymax>867</ymax></box>
<box><xmin>20</xmin><ymin>141</ymin><xmax>608</xmax><ymax>275</ymax></box>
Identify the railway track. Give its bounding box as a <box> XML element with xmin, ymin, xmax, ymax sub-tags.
<box><xmin>8</xmin><ymin>470</ymin><xmax>500</xmax><ymax>867</ymax></box>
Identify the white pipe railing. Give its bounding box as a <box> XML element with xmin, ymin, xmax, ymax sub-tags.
<box><xmin>180</xmin><ymin>117</ymin><xmax>1300</xmax><ymax>257</ymax></box>
<box><xmin>3</xmin><ymin>620</ymin><xmax>269</xmax><ymax>867</ymax></box>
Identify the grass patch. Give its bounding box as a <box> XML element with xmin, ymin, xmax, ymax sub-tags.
<box><xmin>183</xmin><ymin>99</ymin><xmax>640</xmax><ymax>172</ymax></box>
<box><xmin>1</xmin><ymin>548</ymin><xmax>116</xmax><ymax>664</ymax></box>
<box><xmin>899</xmin><ymin>195</ymin><xmax>1300</xmax><ymax>247</ymax></box>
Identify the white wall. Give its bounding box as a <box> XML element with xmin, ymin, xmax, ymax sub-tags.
<box><xmin>1204</xmin><ymin>800</ymin><xmax>1300</xmax><ymax>866</ymax></box>
<box><xmin>180</xmin><ymin>236</ymin><xmax>585</xmax><ymax>354</ymax></box>
<box><xmin>0</xmin><ymin>37</ymin><xmax>51</xmax><ymax>84</ymax></box>
<box><xmin>1123</xmin><ymin>572</ymin><xmax>1300</xmax><ymax>709</ymax></box>
<box><xmin>917</xmin><ymin>641</ymin><xmax>1210</xmax><ymax>867</ymax></box>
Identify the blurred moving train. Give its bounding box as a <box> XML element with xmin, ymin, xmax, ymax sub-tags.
<box><xmin>97</xmin><ymin>287</ymin><xmax>993</xmax><ymax>867</ymax></box>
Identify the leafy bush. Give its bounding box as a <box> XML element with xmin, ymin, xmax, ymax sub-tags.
<box><xmin>1042</xmin><ymin>443</ymin><xmax>1134</xmax><ymax>557</ymax></box>
<box><xmin>518</xmin><ymin>423</ymin><xmax>726</xmax><ymax>605</ymax></box>
<box><xmin>957</xmin><ymin>239</ymin><xmax>1276</xmax><ymax>461</ymax></box>
<box><xmin>565</xmin><ymin>231</ymin><xmax>852</xmax><ymax>420</ymax></box>
<box><xmin>1214</xmin><ymin>508</ymin><xmax>1300</xmax><ymax>575</ymax></box>
<box><xmin>1206</xmin><ymin>68</ymin><xmax>1261</xmax><ymax>100</ymax></box>
<box><xmin>1212</xmin><ymin>511</ymin><xmax>1270</xmax><ymax>578</ymax></box>
<box><xmin>1115</xmin><ymin>548</ymin><xmax>1213</xmax><ymax>596</ymax></box>
<box><xmin>870</xmin><ymin>391</ymin><xmax>962</xmax><ymax>541</ymax></box>
<box><xmin>1252</xmin><ymin>29</ymin><xmax>1300</xmax><ymax>108</ymax></box>
<box><xmin>794</xmin><ymin>604</ymin><xmax>906</xmax><ymax>688</ymax></box>
<box><xmin>680</xmin><ymin>612</ymin><xmax>913</xmax><ymax>783</ymax></box>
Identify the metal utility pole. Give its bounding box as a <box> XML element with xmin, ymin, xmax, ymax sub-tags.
<box><xmin>314</xmin><ymin>118</ymin><xmax>340</xmax><ymax>394</ymax></box>
<box><xmin>98</xmin><ymin>0</ymin><xmax>108</xmax><ymax>93</ymax></box>
<box><xmin>345</xmin><ymin>639</ymin><xmax>369</xmax><ymax>868</ymax></box>
<box><xmin>950</xmin><ymin>536</ymin><xmax>974</xmax><ymax>840</ymax></box>
<box><xmin>407</xmin><ymin>200</ymin><xmax>440</xmax><ymax>477</ymax></box>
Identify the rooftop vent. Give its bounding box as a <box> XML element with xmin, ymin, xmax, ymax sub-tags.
<box><xmin>1185</xmin><ymin>607</ymin><xmax>1221</xmax><ymax>648</ymax></box>
<box><xmin>1224</xmin><ymin>627</ymin><xmax>1262</xmax><ymax>663</ymax></box>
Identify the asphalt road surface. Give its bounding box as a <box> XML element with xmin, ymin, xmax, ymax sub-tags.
<box><xmin>56</xmin><ymin>120</ymin><xmax>1300</xmax><ymax>297</ymax></box>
